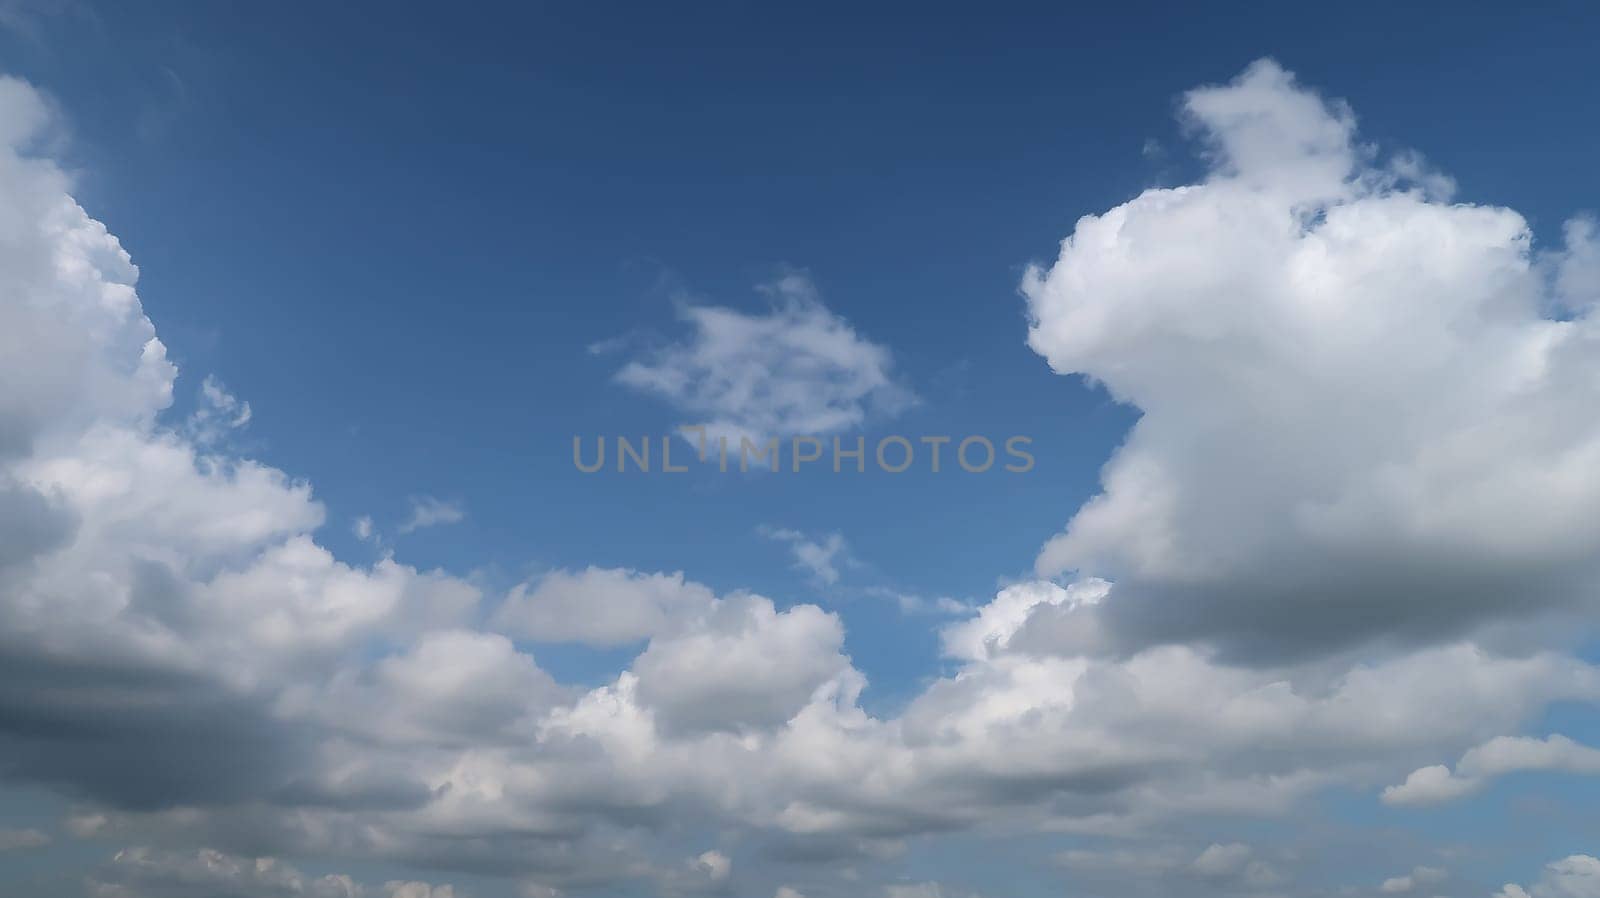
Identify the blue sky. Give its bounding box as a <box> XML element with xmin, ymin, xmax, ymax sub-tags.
<box><xmin>10</xmin><ymin>0</ymin><xmax>1600</xmax><ymax>678</ymax></box>
<box><xmin>4</xmin><ymin>3</ymin><xmax>1600</xmax><ymax>898</ymax></box>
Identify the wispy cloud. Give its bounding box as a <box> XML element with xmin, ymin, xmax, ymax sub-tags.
<box><xmin>0</xmin><ymin>828</ymin><xmax>49</xmax><ymax>852</ymax></box>
<box><xmin>612</xmin><ymin>271</ymin><xmax>914</xmax><ymax>446</ymax></box>
<box><xmin>399</xmin><ymin>496</ymin><xmax>465</xmax><ymax>534</ymax></box>
<box><xmin>184</xmin><ymin>375</ymin><xmax>251</xmax><ymax>447</ymax></box>
<box><xmin>867</xmin><ymin>587</ymin><xmax>970</xmax><ymax>616</ymax></box>
<box><xmin>759</xmin><ymin>525</ymin><xmax>850</xmax><ymax>586</ymax></box>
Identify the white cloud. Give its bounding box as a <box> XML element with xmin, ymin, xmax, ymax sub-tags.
<box><xmin>760</xmin><ymin>526</ymin><xmax>850</xmax><ymax>586</ymax></box>
<box><xmin>651</xmin><ymin>848</ymin><xmax>735</xmax><ymax>896</ymax></box>
<box><xmin>875</xmin><ymin>588</ymin><xmax>969</xmax><ymax>616</ymax></box>
<box><xmin>695</xmin><ymin>849</ymin><xmax>732</xmax><ymax>881</ymax></box>
<box><xmin>278</xmin><ymin>628</ymin><xmax>567</xmax><ymax>747</ymax></box>
<box><xmin>1499</xmin><ymin>856</ymin><xmax>1600</xmax><ymax>898</ymax></box>
<box><xmin>1196</xmin><ymin>838</ymin><xmax>1280</xmax><ymax>889</ymax></box>
<box><xmin>383</xmin><ymin>884</ymin><xmax>457</xmax><ymax>898</ymax></box>
<box><xmin>1379</xmin><ymin>865</ymin><xmax>1446</xmax><ymax>893</ymax></box>
<box><xmin>493</xmin><ymin>566</ymin><xmax>717</xmax><ymax>645</ymax></box>
<box><xmin>0</xmin><ymin>76</ymin><xmax>173</xmax><ymax>461</ymax></box>
<box><xmin>614</xmin><ymin>270</ymin><xmax>914</xmax><ymax>446</ymax></box>
<box><xmin>1191</xmin><ymin>842</ymin><xmax>1253</xmax><ymax>878</ymax></box>
<box><xmin>185</xmin><ymin>375</ymin><xmax>252</xmax><ymax>447</ymax></box>
<box><xmin>940</xmin><ymin>579</ymin><xmax>1108</xmax><ymax>661</ymax></box>
<box><xmin>1552</xmin><ymin>216</ymin><xmax>1600</xmax><ymax>313</ymax></box>
<box><xmin>1380</xmin><ymin>764</ymin><xmax>1478</xmax><ymax>807</ymax></box>
<box><xmin>1021</xmin><ymin>58</ymin><xmax>1600</xmax><ymax>663</ymax></box>
<box><xmin>86</xmin><ymin>846</ymin><xmax>396</xmax><ymax>898</ymax></box>
<box><xmin>630</xmin><ymin>593</ymin><xmax>854</xmax><ymax>736</ymax></box>
<box><xmin>1383</xmin><ymin>734</ymin><xmax>1600</xmax><ymax>806</ymax></box>
<box><xmin>398</xmin><ymin>495</ymin><xmax>464</xmax><ymax>533</ymax></box>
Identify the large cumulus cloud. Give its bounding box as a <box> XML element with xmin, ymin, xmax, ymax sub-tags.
<box><xmin>1022</xmin><ymin>59</ymin><xmax>1600</xmax><ymax>662</ymax></box>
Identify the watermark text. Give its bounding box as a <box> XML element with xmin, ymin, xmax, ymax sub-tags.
<box><xmin>573</xmin><ymin>428</ymin><xmax>1034</xmax><ymax>474</ymax></box>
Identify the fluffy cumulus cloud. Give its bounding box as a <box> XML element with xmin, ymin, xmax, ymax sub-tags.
<box><xmin>613</xmin><ymin>270</ymin><xmax>915</xmax><ymax>446</ymax></box>
<box><xmin>1498</xmin><ymin>856</ymin><xmax>1600</xmax><ymax>898</ymax></box>
<box><xmin>5</xmin><ymin>59</ymin><xmax>1600</xmax><ymax>898</ymax></box>
<box><xmin>493</xmin><ymin>566</ymin><xmax>718</xmax><ymax>645</ymax></box>
<box><xmin>1383</xmin><ymin>733</ymin><xmax>1600</xmax><ymax>806</ymax></box>
<box><xmin>1192</xmin><ymin>843</ymin><xmax>1254</xmax><ymax>879</ymax></box>
<box><xmin>629</xmin><ymin>594</ymin><xmax>853</xmax><ymax>736</ymax></box>
<box><xmin>1024</xmin><ymin>58</ymin><xmax>1600</xmax><ymax>663</ymax></box>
